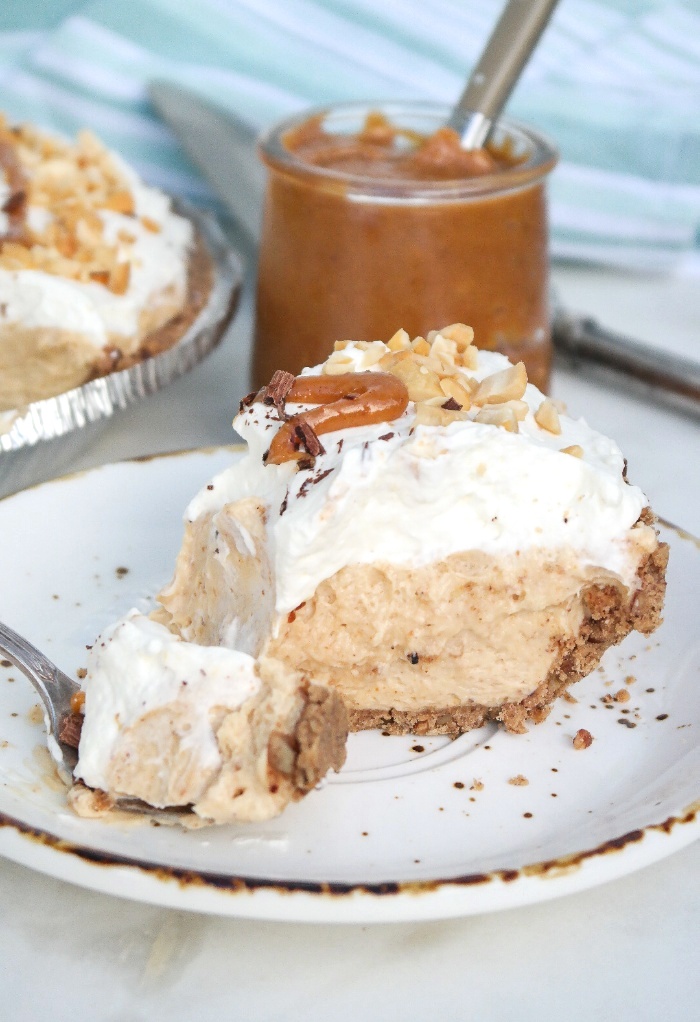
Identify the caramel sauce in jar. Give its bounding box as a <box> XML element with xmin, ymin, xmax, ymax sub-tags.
<box><xmin>254</xmin><ymin>103</ymin><xmax>558</xmax><ymax>391</ymax></box>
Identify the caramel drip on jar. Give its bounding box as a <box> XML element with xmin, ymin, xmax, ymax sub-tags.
<box><xmin>266</xmin><ymin>371</ymin><xmax>409</xmax><ymax>465</ymax></box>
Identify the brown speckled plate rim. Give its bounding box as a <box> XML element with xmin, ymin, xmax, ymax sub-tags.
<box><xmin>0</xmin><ymin>797</ymin><xmax>698</xmax><ymax>904</ymax></box>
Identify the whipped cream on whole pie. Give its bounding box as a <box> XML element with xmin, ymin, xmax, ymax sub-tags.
<box><xmin>157</xmin><ymin>325</ymin><xmax>667</xmax><ymax>735</ymax></box>
<box><xmin>0</xmin><ymin>114</ymin><xmax>204</xmax><ymax>412</ymax></box>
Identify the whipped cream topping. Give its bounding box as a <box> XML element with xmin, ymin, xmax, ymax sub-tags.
<box><xmin>0</xmin><ymin>152</ymin><xmax>192</xmax><ymax>347</ymax></box>
<box><xmin>75</xmin><ymin>611</ymin><xmax>261</xmax><ymax>792</ymax></box>
<box><xmin>186</xmin><ymin>342</ymin><xmax>649</xmax><ymax>620</ymax></box>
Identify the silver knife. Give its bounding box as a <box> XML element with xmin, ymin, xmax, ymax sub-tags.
<box><xmin>150</xmin><ymin>80</ymin><xmax>700</xmax><ymax>419</ymax></box>
<box><xmin>149</xmin><ymin>80</ymin><xmax>266</xmax><ymax>243</ymax></box>
<box><xmin>552</xmin><ymin>309</ymin><xmax>700</xmax><ymax>419</ymax></box>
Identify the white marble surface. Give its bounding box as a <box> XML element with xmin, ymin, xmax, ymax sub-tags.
<box><xmin>1</xmin><ymin>261</ymin><xmax>698</xmax><ymax>1021</ymax></box>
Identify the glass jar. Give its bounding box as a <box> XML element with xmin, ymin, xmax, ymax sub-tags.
<box><xmin>255</xmin><ymin>102</ymin><xmax>558</xmax><ymax>392</ymax></box>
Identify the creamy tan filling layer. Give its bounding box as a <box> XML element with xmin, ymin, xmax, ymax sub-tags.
<box><xmin>0</xmin><ymin>323</ymin><xmax>104</xmax><ymax>407</ymax></box>
<box><xmin>0</xmin><ymin>283</ymin><xmax>184</xmax><ymax>410</ymax></box>
<box><xmin>159</xmin><ymin>497</ymin><xmax>276</xmax><ymax>654</ymax></box>
<box><xmin>263</xmin><ymin>554</ymin><xmax>630</xmax><ymax>711</ymax></box>
<box><xmin>158</xmin><ymin>499</ymin><xmax>653</xmax><ymax>715</ymax></box>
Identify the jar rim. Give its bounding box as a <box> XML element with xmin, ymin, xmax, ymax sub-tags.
<box><xmin>258</xmin><ymin>100</ymin><xmax>558</xmax><ymax>199</ymax></box>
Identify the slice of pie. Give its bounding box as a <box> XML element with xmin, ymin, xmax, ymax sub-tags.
<box><xmin>158</xmin><ymin>325</ymin><xmax>667</xmax><ymax>736</ymax></box>
<box><xmin>70</xmin><ymin>611</ymin><xmax>347</xmax><ymax>824</ymax></box>
<box><xmin>67</xmin><ymin>324</ymin><xmax>667</xmax><ymax>826</ymax></box>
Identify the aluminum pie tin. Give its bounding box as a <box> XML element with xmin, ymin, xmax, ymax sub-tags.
<box><xmin>0</xmin><ymin>202</ymin><xmax>243</xmax><ymax>500</ymax></box>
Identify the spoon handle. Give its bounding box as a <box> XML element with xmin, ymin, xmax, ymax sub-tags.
<box><xmin>448</xmin><ymin>0</ymin><xmax>560</xmax><ymax>149</ymax></box>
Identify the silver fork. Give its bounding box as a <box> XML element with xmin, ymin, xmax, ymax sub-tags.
<box><xmin>0</xmin><ymin>620</ymin><xmax>79</xmax><ymax>782</ymax></box>
<box><xmin>0</xmin><ymin>619</ymin><xmax>191</xmax><ymax>820</ymax></box>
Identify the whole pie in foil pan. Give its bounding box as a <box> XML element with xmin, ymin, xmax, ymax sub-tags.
<box><xmin>0</xmin><ymin>203</ymin><xmax>242</xmax><ymax>499</ymax></box>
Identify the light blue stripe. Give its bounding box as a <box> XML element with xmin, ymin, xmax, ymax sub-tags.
<box><xmin>1</xmin><ymin>0</ymin><xmax>699</xmax><ymax>269</ymax></box>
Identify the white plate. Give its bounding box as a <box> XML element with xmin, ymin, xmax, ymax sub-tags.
<box><xmin>0</xmin><ymin>449</ymin><xmax>697</xmax><ymax>923</ymax></box>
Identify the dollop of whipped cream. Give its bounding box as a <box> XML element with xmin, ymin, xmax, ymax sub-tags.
<box><xmin>0</xmin><ymin>146</ymin><xmax>192</xmax><ymax>347</ymax></box>
<box><xmin>75</xmin><ymin>611</ymin><xmax>261</xmax><ymax>791</ymax></box>
<box><xmin>186</xmin><ymin>340</ymin><xmax>650</xmax><ymax>619</ymax></box>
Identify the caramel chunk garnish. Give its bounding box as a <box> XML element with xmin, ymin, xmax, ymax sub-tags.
<box><xmin>265</xmin><ymin>372</ymin><xmax>409</xmax><ymax>465</ymax></box>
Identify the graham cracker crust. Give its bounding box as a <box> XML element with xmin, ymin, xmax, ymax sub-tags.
<box><xmin>269</xmin><ymin>683</ymin><xmax>349</xmax><ymax>797</ymax></box>
<box><xmin>349</xmin><ymin>526</ymin><xmax>669</xmax><ymax>738</ymax></box>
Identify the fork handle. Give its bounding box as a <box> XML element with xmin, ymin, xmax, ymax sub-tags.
<box><xmin>0</xmin><ymin>620</ymin><xmax>79</xmax><ymax>735</ymax></box>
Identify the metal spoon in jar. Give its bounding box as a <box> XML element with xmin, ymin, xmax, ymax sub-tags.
<box><xmin>447</xmin><ymin>0</ymin><xmax>560</xmax><ymax>149</ymax></box>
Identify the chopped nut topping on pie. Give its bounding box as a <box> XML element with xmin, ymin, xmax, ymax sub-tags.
<box><xmin>535</xmin><ymin>398</ymin><xmax>562</xmax><ymax>435</ymax></box>
<box><xmin>0</xmin><ymin>115</ymin><xmax>142</xmax><ymax>293</ymax></box>
<box><xmin>473</xmin><ymin>361</ymin><xmax>528</xmax><ymax>405</ymax></box>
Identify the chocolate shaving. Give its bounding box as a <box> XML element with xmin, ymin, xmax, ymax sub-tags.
<box><xmin>59</xmin><ymin>712</ymin><xmax>83</xmax><ymax>749</ymax></box>
<box><xmin>297</xmin><ymin>457</ymin><xmax>314</xmax><ymax>472</ymax></box>
<box><xmin>2</xmin><ymin>189</ymin><xmax>26</xmax><ymax>217</ymax></box>
<box><xmin>441</xmin><ymin>397</ymin><xmax>462</xmax><ymax>411</ymax></box>
<box><xmin>378</xmin><ymin>432</ymin><xmax>394</xmax><ymax>441</ymax></box>
<box><xmin>293</xmin><ymin>420</ymin><xmax>325</xmax><ymax>458</ymax></box>
<box><xmin>313</xmin><ymin>468</ymin><xmax>334</xmax><ymax>485</ymax></box>
<box><xmin>263</xmin><ymin>369</ymin><xmax>296</xmax><ymax>409</ymax></box>
<box><xmin>239</xmin><ymin>391</ymin><xmax>258</xmax><ymax>413</ymax></box>
<box><xmin>279</xmin><ymin>495</ymin><xmax>288</xmax><ymax>516</ymax></box>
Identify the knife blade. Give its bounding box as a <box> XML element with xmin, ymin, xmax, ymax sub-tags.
<box><xmin>551</xmin><ymin>310</ymin><xmax>700</xmax><ymax>419</ymax></box>
<box><xmin>150</xmin><ymin>81</ymin><xmax>700</xmax><ymax>419</ymax></box>
<box><xmin>149</xmin><ymin>80</ymin><xmax>266</xmax><ymax>243</ymax></box>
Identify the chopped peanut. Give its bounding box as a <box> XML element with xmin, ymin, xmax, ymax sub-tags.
<box><xmin>411</xmin><ymin>336</ymin><xmax>431</xmax><ymax>356</ymax></box>
<box><xmin>323</xmin><ymin>354</ymin><xmax>354</xmax><ymax>375</ymax></box>
<box><xmin>561</xmin><ymin>444</ymin><xmax>584</xmax><ymax>458</ymax></box>
<box><xmin>439</xmin><ymin>376</ymin><xmax>472</xmax><ymax>410</ymax></box>
<box><xmin>474</xmin><ymin>362</ymin><xmax>528</xmax><ymax>405</ymax></box>
<box><xmin>360</xmin><ymin>345</ymin><xmax>385</xmax><ymax>367</ymax></box>
<box><xmin>429</xmin><ymin>333</ymin><xmax>458</xmax><ymax>367</ymax></box>
<box><xmin>380</xmin><ymin>352</ymin><xmax>443</xmax><ymax>402</ymax></box>
<box><xmin>456</xmin><ymin>344</ymin><xmax>479</xmax><ymax>370</ymax></box>
<box><xmin>573</xmin><ymin>728</ymin><xmax>593</xmax><ymax>750</ymax></box>
<box><xmin>535</xmin><ymin>399</ymin><xmax>562</xmax><ymax>435</ymax></box>
<box><xmin>438</xmin><ymin>323</ymin><xmax>474</xmax><ymax>351</ymax></box>
<box><xmin>474</xmin><ymin>405</ymin><xmax>519</xmax><ymax>432</ymax></box>
<box><xmin>414</xmin><ymin>403</ymin><xmax>470</xmax><ymax>427</ymax></box>
<box><xmin>499</xmin><ymin>399</ymin><xmax>529</xmax><ymax>421</ymax></box>
<box><xmin>0</xmin><ymin>117</ymin><xmax>139</xmax><ymax>290</ymax></box>
<box><xmin>378</xmin><ymin>350</ymin><xmax>410</xmax><ymax>373</ymax></box>
<box><xmin>387</xmin><ymin>328</ymin><xmax>410</xmax><ymax>351</ymax></box>
<box><xmin>109</xmin><ymin>261</ymin><xmax>131</xmax><ymax>296</ymax></box>
<box><xmin>70</xmin><ymin>690</ymin><xmax>86</xmax><ymax>714</ymax></box>
<box><xmin>100</xmin><ymin>190</ymin><xmax>135</xmax><ymax>215</ymax></box>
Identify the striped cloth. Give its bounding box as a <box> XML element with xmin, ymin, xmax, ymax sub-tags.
<box><xmin>2</xmin><ymin>0</ymin><xmax>700</xmax><ymax>271</ymax></box>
